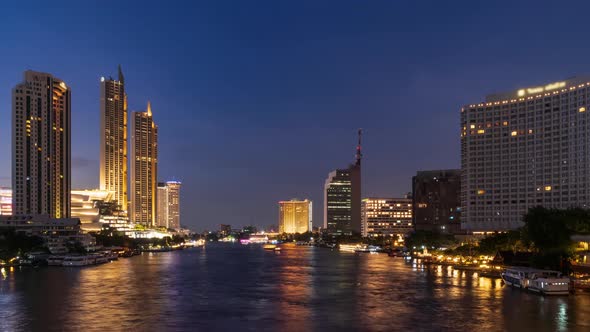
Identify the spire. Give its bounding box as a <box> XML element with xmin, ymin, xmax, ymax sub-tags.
<box><xmin>147</xmin><ymin>101</ymin><xmax>152</xmax><ymax>116</ymax></box>
<box><xmin>355</xmin><ymin>128</ymin><xmax>362</xmax><ymax>166</ymax></box>
<box><xmin>118</xmin><ymin>64</ymin><xmax>125</xmax><ymax>84</ymax></box>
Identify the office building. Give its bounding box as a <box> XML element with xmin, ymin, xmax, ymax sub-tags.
<box><xmin>0</xmin><ymin>188</ymin><xmax>12</xmax><ymax>215</ymax></box>
<box><xmin>100</xmin><ymin>66</ymin><xmax>128</xmax><ymax>211</ymax></box>
<box><xmin>461</xmin><ymin>77</ymin><xmax>590</xmax><ymax>231</ymax></box>
<box><xmin>156</xmin><ymin>180</ymin><xmax>181</xmax><ymax>229</ymax></box>
<box><xmin>278</xmin><ymin>199</ymin><xmax>312</xmax><ymax>234</ymax></box>
<box><xmin>412</xmin><ymin>170</ymin><xmax>461</xmax><ymax>234</ymax></box>
<box><xmin>323</xmin><ymin>130</ymin><xmax>362</xmax><ymax>235</ymax></box>
<box><xmin>157</xmin><ymin>183</ymin><xmax>168</xmax><ymax>228</ymax></box>
<box><xmin>361</xmin><ymin>198</ymin><xmax>413</xmax><ymax>237</ymax></box>
<box><xmin>130</xmin><ymin>102</ymin><xmax>158</xmax><ymax>226</ymax></box>
<box><xmin>71</xmin><ymin>189</ymin><xmax>116</xmax><ymax>224</ymax></box>
<box><xmin>12</xmin><ymin>70</ymin><xmax>71</xmax><ymax>218</ymax></box>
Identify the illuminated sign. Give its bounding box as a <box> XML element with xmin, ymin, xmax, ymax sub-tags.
<box><xmin>517</xmin><ymin>81</ymin><xmax>566</xmax><ymax>97</ymax></box>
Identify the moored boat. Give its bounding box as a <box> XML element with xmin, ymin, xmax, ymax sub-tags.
<box><xmin>62</xmin><ymin>255</ymin><xmax>95</xmax><ymax>267</ymax></box>
<box><xmin>263</xmin><ymin>244</ymin><xmax>277</xmax><ymax>250</ymax></box>
<box><xmin>502</xmin><ymin>267</ymin><xmax>570</xmax><ymax>295</ymax></box>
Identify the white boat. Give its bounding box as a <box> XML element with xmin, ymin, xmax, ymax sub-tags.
<box><xmin>62</xmin><ymin>255</ymin><xmax>95</xmax><ymax>267</ymax></box>
<box><xmin>502</xmin><ymin>267</ymin><xmax>570</xmax><ymax>295</ymax></box>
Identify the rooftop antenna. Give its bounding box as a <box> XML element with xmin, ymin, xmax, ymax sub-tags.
<box><xmin>356</xmin><ymin>128</ymin><xmax>362</xmax><ymax>166</ymax></box>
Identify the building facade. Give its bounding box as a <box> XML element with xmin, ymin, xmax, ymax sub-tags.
<box><xmin>324</xmin><ymin>131</ymin><xmax>362</xmax><ymax>235</ymax></box>
<box><xmin>130</xmin><ymin>103</ymin><xmax>158</xmax><ymax>226</ymax></box>
<box><xmin>361</xmin><ymin>198</ymin><xmax>413</xmax><ymax>237</ymax></box>
<box><xmin>157</xmin><ymin>183</ymin><xmax>168</xmax><ymax>228</ymax></box>
<box><xmin>412</xmin><ymin>170</ymin><xmax>461</xmax><ymax>234</ymax></box>
<box><xmin>461</xmin><ymin>77</ymin><xmax>590</xmax><ymax>231</ymax></box>
<box><xmin>279</xmin><ymin>199</ymin><xmax>312</xmax><ymax>234</ymax></box>
<box><xmin>12</xmin><ymin>70</ymin><xmax>71</xmax><ymax>218</ymax></box>
<box><xmin>100</xmin><ymin>66</ymin><xmax>128</xmax><ymax>212</ymax></box>
<box><xmin>156</xmin><ymin>181</ymin><xmax>181</xmax><ymax>229</ymax></box>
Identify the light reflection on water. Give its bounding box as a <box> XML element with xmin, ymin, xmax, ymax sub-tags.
<box><xmin>1</xmin><ymin>244</ymin><xmax>590</xmax><ymax>331</ymax></box>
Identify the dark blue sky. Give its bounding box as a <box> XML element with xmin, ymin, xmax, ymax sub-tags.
<box><xmin>1</xmin><ymin>1</ymin><xmax>590</xmax><ymax>231</ymax></box>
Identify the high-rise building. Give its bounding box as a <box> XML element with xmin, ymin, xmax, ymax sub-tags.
<box><xmin>324</xmin><ymin>130</ymin><xmax>362</xmax><ymax>235</ymax></box>
<box><xmin>12</xmin><ymin>70</ymin><xmax>71</xmax><ymax>218</ymax></box>
<box><xmin>461</xmin><ymin>77</ymin><xmax>590</xmax><ymax>231</ymax></box>
<box><xmin>278</xmin><ymin>199</ymin><xmax>312</xmax><ymax>234</ymax></box>
<box><xmin>361</xmin><ymin>198</ymin><xmax>413</xmax><ymax>237</ymax></box>
<box><xmin>100</xmin><ymin>66</ymin><xmax>128</xmax><ymax>212</ymax></box>
<box><xmin>166</xmin><ymin>181</ymin><xmax>181</xmax><ymax>230</ymax></box>
<box><xmin>130</xmin><ymin>103</ymin><xmax>158</xmax><ymax>226</ymax></box>
<box><xmin>156</xmin><ymin>181</ymin><xmax>181</xmax><ymax>229</ymax></box>
<box><xmin>156</xmin><ymin>182</ymin><xmax>168</xmax><ymax>228</ymax></box>
<box><xmin>412</xmin><ymin>170</ymin><xmax>461</xmax><ymax>234</ymax></box>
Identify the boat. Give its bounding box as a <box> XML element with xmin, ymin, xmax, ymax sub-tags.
<box><xmin>47</xmin><ymin>255</ymin><xmax>65</xmax><ymax>266</ymax></box>
<box><xmin>62</xmin><ymin>255</ymin><xmax>95</xmax><ymax>267</ymax></box>
<box><xmin>263</xmin><ymin>244</ymin><xmax>277</xmax><ymax>250</ymax></box>
<box><xmin>502</xmin><ymin>267</ymin><xmax>570</xmax><ymax>295</ymax></box>
<box><xmin>274</xmin><ymin>247</ymin><xmax>281</xmax><ymax>252</ymax></box>
<box><xmin>355</xmin><ymin>245</ymin><xmax>380</xmax><ymax>253</ymax></box>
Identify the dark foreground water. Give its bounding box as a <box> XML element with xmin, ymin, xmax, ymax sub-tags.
<box><xmin>2</xmin><ymin>243</ymin><xmax>590</xmax><ymax>332</ymax></box>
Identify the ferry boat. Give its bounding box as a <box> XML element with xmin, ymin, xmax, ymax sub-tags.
<box><xmin>62</xmin><ymin>255</ymin><xmax>95</xmax><ymax>267</ymax></box>
<box><xmin>502</xmin><ymin>267</ymin><xmax>570</xmax><ymax>295</ymax></box>
<box><xmin>263</xmin><ymin>244</ymin><xmax>277</xmax><ymax>250</ymax></box>
<box><xmin>47</xmin><ymin>255</ymin><xmax>65</xmax><ymax>266</ymax></box>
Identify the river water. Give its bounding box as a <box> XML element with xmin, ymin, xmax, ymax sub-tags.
<box><xmin>1</xmin><ymin>243</ymin><xmax>590</xmax><ymax>331</ymax></box>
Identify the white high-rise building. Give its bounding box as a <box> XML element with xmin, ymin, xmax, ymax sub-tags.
<box><xmin>12</xmin><ymin>70</ymin><xmax>71</xmax><ymax>218</ymax></box>
<box><xmin>461</xmin><ymin>76</ymin><xmax>590</xmax><ymax>231</ymax></box>
<box><xmin>157</xmin><ymin>181</ymin><xmax>181</xmax><ymax>230</ymax></box>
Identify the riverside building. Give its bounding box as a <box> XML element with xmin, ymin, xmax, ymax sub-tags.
<box><xmin>361</xmin><ymin>198</ymin><xmax>413</xmax><ymax>237</ymax></box>
<box><xmin>157</xmin><ymin>181</ymin><xmax>181</xmax><ymax>230</ymax></box>
<box><xmin>278</xmin><ymin>199</ymin><xmax>312</xmax><ymax>234</ymax></box>
<box><xmin>461</xmin><ymin>76</ymin><xmax>590</xmax><ymax>231</ymax></box>
<box><xmin>130</xmin><ymin>103</ymin><xmax>158</xmax><ymax>227</ymax></box>
<box><xmin>324</xmin><ymin>130</ymin><xmax>362</xmax><ymax>235</ymax></box>
<box><xmin>12</xmin><ymin>71</ymin><xmax>71</xmax><ymax>218</ymax></box>
<box><xmin>412</xmin><ymin>170</ymin><xmax>461</xmax><ymax>234</ymax></box>
<box><xmin>100</xmin><ymin>66</ymin><xmax>128</xmax><ymax>212</ymax></box>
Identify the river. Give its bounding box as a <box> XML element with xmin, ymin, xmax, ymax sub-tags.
<box><xmin>1</xmin><ymin>243</ymin><xmax>590</xmax><ymax>331</ymax></box>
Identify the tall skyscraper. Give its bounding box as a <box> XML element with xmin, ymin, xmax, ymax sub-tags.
<box><xmin>156</xmin><ymin>181</ymin><xmax>182</xmax><ymax>229</ymax></box>
<box><xmin>324</xmin><ymin>130</ymin><xmax>362</xmax><ymax>235</ymax></box>
<box><xmin>157</xmin><ymin>182</ymin><xmax>168</xmax><ymax>228</ymax></box>
<box><xmin>461</xmin><ymin>77</ymin><xmax>590</xmax><ymax>231</ymax></box>
<box><xmin>12</xmin><ymin>70</ymin><xmax>71</xmax><ymax>218</ymax></box>
<box><xmin>100</xmin><ymin>65</ymin><xmax>128</xmax><ymax>212</ymax></box>
<box><xmin>130</xmin><ymin>103</ymin><xmax>158</xmax><ymax>226</ymax></box>
<box><xmin>412</xmin><ymin>170</ymin><xmax>461</xmax><ymax>234</ymax></box>
<box><xmin>361</xmin><ymin>198</ymin><xmax>413</xmax><ymax>237</ymax></box>
<box><xmin>278</xmin><ymin>199</ymin><xmax>312</xmax><ymax>234</ymax></box>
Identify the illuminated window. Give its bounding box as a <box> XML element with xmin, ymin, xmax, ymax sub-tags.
<box><xmin>511</xmin><ymin>131</ymin><xmax>518</xmax><ymax>136</ymax></box>
<box><xmin>470</xmin><ymin>124</ymin><xmax>475</xmax><ymax>129</ymax></box>
<box><xmin>477</xmin><ymin>129</ymin><xmax>485</xmax><ymax>134</ymax></box>
<box><xmin>545</xmin><ymin>186</ymin><xmax>552</xmax><ymax>191</ymax></box>
<box><xmin>579</xmin><ymin>107</ymin><xmax>586</xmax><ymax>113</ymax></box>
<box><xmin>477</xmin><ymin>189</ymin><xmax>485</xmax><ymax>195</ymax></box>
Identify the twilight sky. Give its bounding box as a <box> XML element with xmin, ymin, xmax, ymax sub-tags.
<box><xmin>1</xmin><ymin>1</ymin><xmax>590</xmax><ymax>231</ymax></box>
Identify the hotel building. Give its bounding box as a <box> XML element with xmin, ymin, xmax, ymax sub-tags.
<box><xmin>156</xmin><ymin>181</ymin><xmax>181</xmax><ymax>229</ymax></box>
<box><xmin>278</xmin><ymin>199</ymin><xmax>312</xmax><ymax>234</ymax></box>
<box><xmin>361</xmin><ymin>198</ymin><xmax>413</xmax><ymax>237</ymax></box>
<box><xmin>412</xmin><ymin>170</ymin><xmax>461</xmax><ymax>234</ymax></box>
<box><xmin>100</xmin><ymin>66</ymin><xmax>128</xmax><ymax>212</ymax></box>
<box><xmin>461</xmin><ymin>77</ymin><xmax>590</xmax><ymax>231</ymax></box>
<box><xmin>324</xmin><ymin>130</ymin><xmax>362</xmax><ymax>235</ymax></box>
<box><xmin>12</xmin><ymin>70</ymin><xmax>71</xmax><ymax>218</ymax></box>
<box><xmin>130</xmin><ymin>103</ymin><xmax>158</xmax><ymax>227</ymax></box>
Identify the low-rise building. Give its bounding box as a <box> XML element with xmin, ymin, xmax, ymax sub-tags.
<box><xmin>361</xmin><ymin>198</ymin><xmax>413</xmax><ymax>237</ymax></box>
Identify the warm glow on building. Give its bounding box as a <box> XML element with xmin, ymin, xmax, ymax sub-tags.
<box><xmin>12</xmin><ymin>71</ymin><xmax>71</xmax><ymax>218</ymax></box>
<box><xmin>100</xmin><ymin>65</ymin><xmax>128</xmax><ymax>212</ymax></box>
<box><xmin>361</xmin><ymin>198</ymin><xmax>413</xmax><ymax>237</ymax></box>
<box><xmin>157</xmin><ymin>181</ymin><xmax>181</xmax><ymax>230</ymax></box>
<box><xmin>279</xmin><ymin>199</ymin><xmax>312</xmax><ymax>234</ymax></box>
<box><xmin>130</xmin><ymin>103</ymin><xmax>158</xmax><ymax>227</ymax></box>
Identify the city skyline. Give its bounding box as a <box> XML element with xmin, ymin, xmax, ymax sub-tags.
<box><xmin>3</xmin><ymin>1</ymin><xmax>590</xmax><ymax>230</ymax></box>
